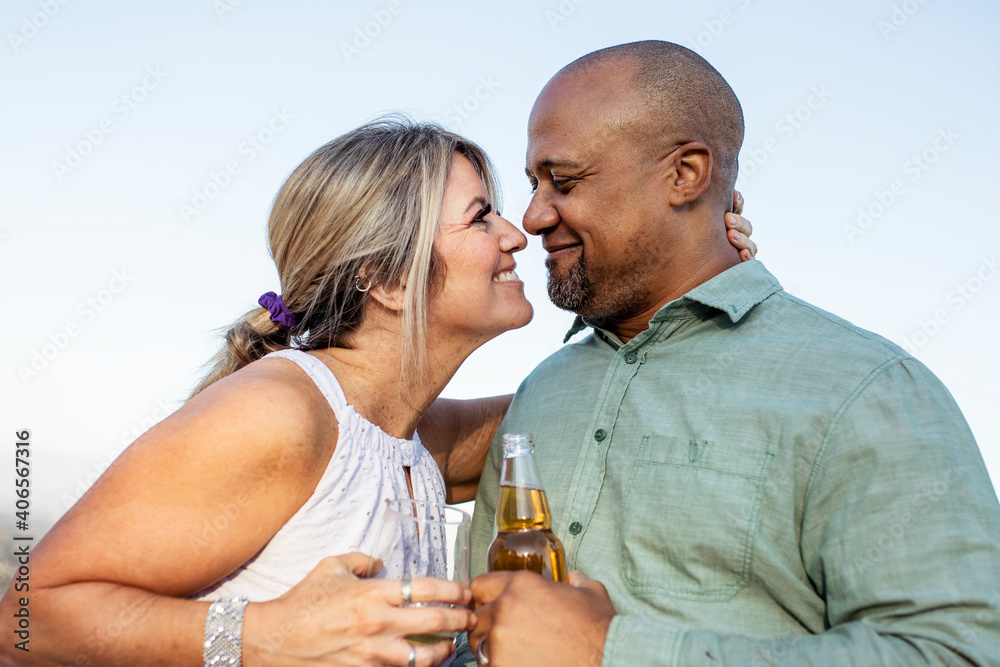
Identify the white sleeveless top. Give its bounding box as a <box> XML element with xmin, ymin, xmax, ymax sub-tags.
<box><xmin>194</xmin><ymin>349</ymin><xmax>448</xmax><ymax>602</ymax></box>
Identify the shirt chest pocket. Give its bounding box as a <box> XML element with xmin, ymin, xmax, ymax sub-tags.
<box><xmin>621</xmin><ymin>434</ymin><xmax>774</xmax><ymax>601</ymax></box>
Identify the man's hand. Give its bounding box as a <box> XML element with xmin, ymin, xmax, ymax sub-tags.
<box><xmin>469</xmin><ymin>570</ymin><xmax>616</xmax><ymax>667</ymax></box>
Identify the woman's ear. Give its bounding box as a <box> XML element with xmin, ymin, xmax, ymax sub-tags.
<box><xmin>367</xmin><ymin>279</ymin><xmax>407</xmax><ymax>312</ymax></box>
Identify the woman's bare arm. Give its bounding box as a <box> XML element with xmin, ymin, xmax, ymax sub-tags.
<box><xmin>419</xmin><ymin>395</ymin><xmax>512</xmax><ymax>503</ymax></box>
<box><xmin>3</xmin><ymin>356</ymin><xmax>474</xmax><ymax>667</ymax></box>
<box><xmin>0</xmin><ymin>358</ymin><xmax>335</xmax><ymax>666</ymax></box>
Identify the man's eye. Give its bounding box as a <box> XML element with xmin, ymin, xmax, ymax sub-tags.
<box><xmin>552</xmin><ymin>178</ymin><xmax>572</xmax><ymax>190</ymax></box>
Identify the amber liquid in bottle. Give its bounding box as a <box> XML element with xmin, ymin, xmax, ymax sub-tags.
<box><xmin>487</xmin><ymin>434</ymin><xmax>567</xmax><ymax>582</ymax></box>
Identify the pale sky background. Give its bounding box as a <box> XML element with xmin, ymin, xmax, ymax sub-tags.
<box><xmin>2</xmin><ymin>0</ymin><xmax>998</xmax><ymax>528</ymax></box>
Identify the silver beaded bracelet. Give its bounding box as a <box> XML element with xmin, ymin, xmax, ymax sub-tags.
<box><xmin>203</xmin><ymin>596</ymin><xmax>249</xmax><ymax>667</ymax></box>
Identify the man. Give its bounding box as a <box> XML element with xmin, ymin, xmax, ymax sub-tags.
<box><xmin>462</xmin><ymin>41</ymin><xmax>1000</xmax><ymax>666</ymax></box>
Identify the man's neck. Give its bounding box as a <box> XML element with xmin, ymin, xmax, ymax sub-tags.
<box><xmin>602</xmin><ymin>245</ymin><xmax>741</xmax><ymax>343</ymax></box>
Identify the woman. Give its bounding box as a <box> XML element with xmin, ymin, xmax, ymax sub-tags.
<box><xmin>0</xmin><ymin>118</ymin><xmax>754</xmax><ymax>666</ymax></box>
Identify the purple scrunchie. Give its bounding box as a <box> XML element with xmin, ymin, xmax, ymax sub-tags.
<box><xmin>258</xmin><ymin>291</ymin><xmax>297</xmax><ymax>329</ymax></box>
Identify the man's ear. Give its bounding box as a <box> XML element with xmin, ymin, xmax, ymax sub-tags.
<box><xmin>665</xmin><ymin>141</ymin><xmax>713</xmax><ymax>207</ymax></box>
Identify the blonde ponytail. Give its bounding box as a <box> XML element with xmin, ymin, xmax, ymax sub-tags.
<box><xmin>189</xmin><ymin>307</ymin><xmax>291</xmax><ymax>398</ymax></box>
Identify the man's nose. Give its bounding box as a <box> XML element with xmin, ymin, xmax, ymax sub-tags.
<box><xmin>522</xmin><ymin>191</ymin><xmax>559</xmax><ymax>237</ymax></box>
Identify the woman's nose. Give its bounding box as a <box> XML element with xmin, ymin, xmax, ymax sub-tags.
<box><xmin>497</xmin><ymin>215</ymin><xmax>528</xmax><ymax>253</ymax></box>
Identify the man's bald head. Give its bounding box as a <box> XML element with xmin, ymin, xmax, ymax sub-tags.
<box><xmin>557</xmin><ymin>40</ymin><xmax>744</xmax><ymax>198</ymax></box>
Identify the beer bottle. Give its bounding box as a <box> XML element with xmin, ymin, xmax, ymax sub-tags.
<box><xmin>486</xmin><ymin>433</ymin><xmax>567</xmax><ymax>582</ymax></box>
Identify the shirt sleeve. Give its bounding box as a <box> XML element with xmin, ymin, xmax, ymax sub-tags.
<box><xmin>603</xmin><ymin>358</ymin><xmax>1000</xmax><ymax>667</ymax></box>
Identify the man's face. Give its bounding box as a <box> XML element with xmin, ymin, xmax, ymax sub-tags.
<box><xmin>523</xmin><ymin>66</ymin><xmax>676</xmax><ymax>322</ymax></box>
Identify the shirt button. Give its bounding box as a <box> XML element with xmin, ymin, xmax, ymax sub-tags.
<box><xmin>624</xmin><ymin>352</ymin><xmax>638</xmax><ymax>364</ymax></box>
<box><xmin>569</xmin><ymin>522</ymin><xmax>583</xmax><ymax>535</ymax></box>
<box><xmin>594</xmin><ymin>428</ymin><xmax>607</xmax><ymax>442</ymax></box>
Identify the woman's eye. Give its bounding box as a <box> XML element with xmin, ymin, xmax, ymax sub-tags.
<box><xmin>472</xmin><ymin>203</ymin><xmax>492</xmax><ymax>224</ymax></box>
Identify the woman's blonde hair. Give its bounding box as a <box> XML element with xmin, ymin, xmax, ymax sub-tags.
<box><xmin>190</xmin><ymin>117</ymin><xmax>501</xmax><ymax>397</ymax></box>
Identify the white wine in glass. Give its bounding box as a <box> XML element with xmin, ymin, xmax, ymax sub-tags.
<box><xmin>371</xmin><ymin>499</ymin><xmax>472</xmax><ymax>646</ymax></box>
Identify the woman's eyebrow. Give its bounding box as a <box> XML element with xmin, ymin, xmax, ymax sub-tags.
<box><xmin>463</xmin><ymin>195</ymin><xmax>489</xmax><ymax>214</ymax></box>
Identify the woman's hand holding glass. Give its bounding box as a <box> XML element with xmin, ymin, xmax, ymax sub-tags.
<box><xmin>242</xmin><ymin>550</ymin><xmax>474</xmax><ymax>667</ymax></box>
<box><xmin>370</xmin><ymin>500</ymin><xmax>473</xmax><ymax>650</ymax></box>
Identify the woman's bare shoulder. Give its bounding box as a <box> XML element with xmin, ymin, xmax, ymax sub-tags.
<box><xmin>181</xmin><ymin>353</ymin><xmax>338</xmax><ymax>463</ymax></box>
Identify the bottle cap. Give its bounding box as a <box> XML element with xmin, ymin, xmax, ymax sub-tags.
<box><xmin>502</xmin><ymin>433</ymin><xmax>534</xmax><ymax>457</ymax></box>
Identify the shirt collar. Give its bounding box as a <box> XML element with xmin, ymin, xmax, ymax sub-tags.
<box><xmin>563</xmin><ymin>260</ymin><xmax>783</xmax><ymax>343</ymax></box>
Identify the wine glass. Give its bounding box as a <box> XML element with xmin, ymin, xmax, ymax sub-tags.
<box><xmin>370</xmin><ymin>498</ymin><xmax>472</xmax><ymax>645</ymax></box>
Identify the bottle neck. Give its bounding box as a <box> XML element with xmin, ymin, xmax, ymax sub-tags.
<box><xmin>496</xmin><ymin>452</ymin><xmax>553</xmax><ymax>531</ymax></box>
<box><xmin>499</xmin><ymin>452</ymin><xmax>543</xmax><ymax>490</ymax></box>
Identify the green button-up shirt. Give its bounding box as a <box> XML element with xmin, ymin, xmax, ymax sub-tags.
<box><xmin>470</xmin><ymin>261</ymin><xmax>1000</xmax><ymax>666</ymax></box>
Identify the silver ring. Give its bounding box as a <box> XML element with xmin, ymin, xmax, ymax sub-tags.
<box><xmin>401</xmin><ymin>578</ymin><xmax>413</xmax><ymax>605</ymax></box>
<box><xmin>476</xmin><ymin>637</ymin><xmax>490</xmax><ymax>665</ymax></box>
<box><xmin>407</xmin><ymin>644</ymin><xmax>416</xmax><ymax>667</ymax></box>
